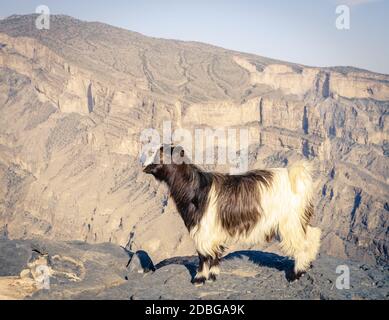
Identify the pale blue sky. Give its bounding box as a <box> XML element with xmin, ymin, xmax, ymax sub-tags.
<box><xmin>1</xmin><ymin>0</ymin><xmax>388</xmax><ymax>74</ymax></box>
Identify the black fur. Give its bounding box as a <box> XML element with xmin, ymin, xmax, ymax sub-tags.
<box><xmin>144</xmin><ymin>145</ymin><xmax>213</xmax><ymax>231</ymax></box>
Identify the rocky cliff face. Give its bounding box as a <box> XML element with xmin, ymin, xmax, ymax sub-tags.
<box><xmin>0</xmin><ymin>14</ymin><xmax>388</xmax><ymax>266</ymax></box>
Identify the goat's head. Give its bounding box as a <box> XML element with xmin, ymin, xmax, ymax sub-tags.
<box><xmin>140</xmin><ymin>144</ymin><xmax>187</xmax><ymax>180</ymax></box>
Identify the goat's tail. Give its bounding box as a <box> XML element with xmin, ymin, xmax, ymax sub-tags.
<box><xmin>287</xmin><ymin>160</ymin><xmax>314</xmax><ymax>202</ymax></box>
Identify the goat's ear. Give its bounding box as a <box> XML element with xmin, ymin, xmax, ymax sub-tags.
<box><xmin>172</xmin><ymin>145</ymin><xmax>186</xmax><ymax>164</ymax></box>
<box><xmin>158</xmin><ymin>144</ymin><xmax>173</xmax><ymax>164</ymax></box>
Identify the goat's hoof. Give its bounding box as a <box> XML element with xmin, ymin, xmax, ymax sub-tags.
<box><xmin>192</xmin><ymin>276</ymin><xmax>206</xmax><ymax>286</ymax></box>
<box><xmin>208</xmin><ymin>273</ymin><xmax>217</xmax><ymax>282</ymax></box>
<box><xmin>287</xmin><ymin>270</ymin><xmax>306</xmax><ymax>282</ymax></box>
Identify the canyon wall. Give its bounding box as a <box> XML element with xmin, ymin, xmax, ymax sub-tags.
<box><xmin>0</xmin><ymin>15</ymin><xmax>388</xmax><ymax>265</ymax></box>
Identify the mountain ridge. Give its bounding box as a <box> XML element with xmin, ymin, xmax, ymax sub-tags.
<box><xmin>3</xmin><ymin>13</ymin><xmax>387</xmax><ymax>76</ymax></box>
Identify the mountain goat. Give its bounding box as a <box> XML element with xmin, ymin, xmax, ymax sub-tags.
<box><xmin>141</xmin><ymin>144</ymin><xmax>321</xmax><ymax>285</ymax></box>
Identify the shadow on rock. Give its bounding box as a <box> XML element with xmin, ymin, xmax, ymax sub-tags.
<box><xmin>127</xmin><ymin>250</ymin><xmax>156</xmax><ymax>274</ymax></box>
<box><xmin>155</xmin><ymin>250</ymin><xmax>295</xmax><ymax>281</ymax></box>
<box><xmin>155</xmin><ymin>256</ymin><xmax>198</xmax><ymax>280</ymax></box>
<box><xmin>224</xmin><ymin>250</ymin><xmax>295</xmax><ymax>280</ymax></box>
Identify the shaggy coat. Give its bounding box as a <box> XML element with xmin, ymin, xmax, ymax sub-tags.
<box><xmin>142</xmin><ymin>145</ymin><xmax>321</xmax><ymax>284</ymax></box>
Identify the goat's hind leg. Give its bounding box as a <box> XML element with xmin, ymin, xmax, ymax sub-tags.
<box><xmin>279</xmin><ymin>223</ymin><xmax>319</xmax><ymax>282</ymax></box>
<box><xmin>290</xmin><ymin>226</ymin><xmax>321</xmax><ymax>281</ymax></box>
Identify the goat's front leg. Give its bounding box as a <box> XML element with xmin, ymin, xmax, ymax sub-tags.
<box><xmin>192</xmin><ymin>253</ymin><xmax>210</xmax><ymax>286</ymax></box>
<box><xmin>208</xmin><ymin>256</ymin><xmax>220</xmax><ymax>282</ymax></box>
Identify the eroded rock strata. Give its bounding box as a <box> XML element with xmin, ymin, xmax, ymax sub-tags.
<box><xmin>0</xmin><ymin>15</ymin><xmax>387</xmax><ymax>270</ymax></box>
